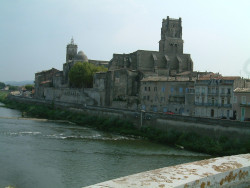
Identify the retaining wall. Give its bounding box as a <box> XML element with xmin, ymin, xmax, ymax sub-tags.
<box><xmin>7</xmin><ymin>96</ymin><xmax>250</xmax><ymax>139</ymax></box>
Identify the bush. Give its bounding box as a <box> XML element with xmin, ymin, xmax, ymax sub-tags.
<box><xmin>1</xmin><ymin>95</ymin><xmax>250</xmax><ymax>156</ymax></box>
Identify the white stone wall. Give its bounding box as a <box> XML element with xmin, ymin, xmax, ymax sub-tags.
<box><xmin>85</xmin><ymin>154</ymin><xmax>250</xmax><ymax>188</ymax></box>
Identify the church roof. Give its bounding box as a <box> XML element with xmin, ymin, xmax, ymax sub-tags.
<box><xmin>164</xmin><ymin>55</ymin><xmax>170</xmax><ymax>61</ymax></box>
<box><xmin>75</xmin><ymin>51</ymin><xmax>88</xmax><ymax>62</ymax></box>
<box><xmin>176</xmin><ymin>56</ymin><xmax>182</xmax><ymax>63</ymax></box>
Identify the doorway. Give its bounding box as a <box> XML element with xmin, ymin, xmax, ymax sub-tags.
<box><xmin>211</xmin><ymin>109</ymin><xmax>214</xmax><ymax>117</ymax></box>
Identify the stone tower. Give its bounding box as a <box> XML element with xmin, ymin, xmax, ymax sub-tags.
<box><xmin>66</xmin><ymin>37</ymin><xmax>78</xmax><ymax>62</ymax></box>
<box><xmin>159</xmin><ymin>16</ymin><xmax>183</xmax><ymax>54</ymax></box>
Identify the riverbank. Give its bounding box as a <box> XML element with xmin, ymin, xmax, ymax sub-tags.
<box><xmin>1</xmin><ymin>92</ymin><xmax>249</xmax><ymax>156</ymax></box>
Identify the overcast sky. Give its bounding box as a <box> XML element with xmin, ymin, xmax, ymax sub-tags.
<box><xmin>0</xmin><ymin>0</ymin><xmax>250</xmax><ymax>82</ymax></box>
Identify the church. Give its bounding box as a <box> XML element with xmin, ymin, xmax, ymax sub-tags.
<box><xmin>93</xmin><ymin>16</ymin><xmax>206</xmax><ymax>112</ymax></box>
<box><xmin>34</xmin><ymin>16</ymin><xmax>210</xmax><ymax>114</ymax></box>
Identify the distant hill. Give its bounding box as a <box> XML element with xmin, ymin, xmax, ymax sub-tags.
<box><xmin>5</xmin><ymin>80</ymin><xmax>34</xmax><ymax>86</ymax></box>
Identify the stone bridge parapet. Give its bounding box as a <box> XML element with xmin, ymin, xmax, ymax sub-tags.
<box><xmin>85</xmin><ymin>154</ymin><xmax>250</xmax><ymax>188</ymax></box>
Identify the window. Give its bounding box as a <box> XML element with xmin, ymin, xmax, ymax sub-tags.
<box><xmin>221</xmin><ymin>97</ymin><xmax>224</xmax><ymax>105</ymax></box>
<box><xmin>208</xmin><ymin>97</ymin><xmax>211</xmax><ymax>103</ymax></box>
<box><xmin>196</xmin><ymin>87</ymin><xmax>200</xmax><ymax>94</ymax></box>
<box><xmin>148</xmin><ymin>87</ymin><xmax>150</xmax><ymax>91</ymax></box>
<box><xmin>145</xmin><ymin>87</ymin><xmax>147</xmax><ymax>91</ymax></box>
<box><xmin>171</xmin><ymin>87</ymin><xmax>174</xmax><ymax>93</ymax></box>
<box><xmin>196</xmin><ymin>96</ymin><xmax>200</xmax><ymax>103</ymax></box>
<box><xmin>212</xmin><ymin>88</ymin><xmax>215</xmax><ymax>94</ymax></box>
<box><xmin>154</xmin><ymin>87</ymin><xmax>157</xmax><ymax>92</ymax></box>
<box><xmin>202</xmin><ymin>88</ymin><xmax>205</xmax><ymax>94</ymax></box>
<box><xmin>227</xmin><ymin>88</ymin><xmax>231</xmax><ymax>94</ymax></box>
<box><xmin>221</xmin><ymin>88</ymin><xmax>225</xmax><ymax>94</ymax></box>
<box><xmin>234</xmin><ymin>96</ymin><xmax>237</xmax><ymax>103</ymax></box>
<box><xmin>227</xmin><ymin>97</ymin><xmax>231</xmax><ymax>104</ymax></box>
<box><xmin>161</xmin><ymin>97</ymin><xmax>165</xmax><ymax>102</ymax></box>
<box><xmin>179</xmin><ymin>87</ymin><xmax>183</xmax><ymax>93</ymax></box>
<box><xmin>147</xmin><ymin>96</ymin><xmax>150</xmax><ymax>101</ymax></box>
<box><xmin>242</xmin><ymin>96</ymin><xmax>246</xmax><ymax>104</ymax></box>
<box><xmin>212</xmin><ymin>97</ymin><xmax>215</xmax><ymax>105</ymax></box>
<box><xmin>162</xmin><ymin>87</ymin><xmax>165</xmax><ymax>92</ymax></box>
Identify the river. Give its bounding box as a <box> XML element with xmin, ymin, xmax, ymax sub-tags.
<box><xmin>0</xmin><ymin>102</ymin><xmax>209</xmax><ymax>188</ymax></box>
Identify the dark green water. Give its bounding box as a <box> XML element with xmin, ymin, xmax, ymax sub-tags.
<box><xmin>0</xmin><ymin>103</ymin><xmax>208</xmax><ymax>188</ymax></box>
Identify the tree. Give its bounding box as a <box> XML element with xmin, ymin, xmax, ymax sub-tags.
<box><xmin>0</xmin><ymin>82</ymin><xmax>5</xmax><ymax>89</ymax></box>
<box><xmin>8</xmin><ymin>85</ymin><xmax>19</xmax><ymax>91</ymax></box>
<box><xmin>69</xmin><ymin>62</ymin><xmax>107</xmax><ymax>88</ymax></box>
<box><xmin>25</xmin><ymin>84</ymin><xmax>34</xmax><ymax>91</ymax></box>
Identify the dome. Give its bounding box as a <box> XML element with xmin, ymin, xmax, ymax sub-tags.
<box><xmin>75</xmin><ymin>51</ymin><xmax>88</xmax><ymax>62</ymax></box>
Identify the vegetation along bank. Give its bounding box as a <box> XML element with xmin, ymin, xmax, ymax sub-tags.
<box><xmin>0</xmin><ymin>91</ymin><xmax>249</xmax><ymax>156</ymax></box>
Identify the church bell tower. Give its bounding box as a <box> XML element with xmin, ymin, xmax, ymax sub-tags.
<box><xmin>159</xmin><ymin>16</ymin><xmax>183</xmax><ymax>54</ymax></box>
<box><xmin>66</xmin><ymin>37</ymin><xmax>78</xmax><ymax>62</ymax></box>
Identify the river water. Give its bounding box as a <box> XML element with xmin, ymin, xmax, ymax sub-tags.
<box><xmin>0</xmin><ymin>103</ymin><xmax>208</xmax><ymax>188</ymax></box>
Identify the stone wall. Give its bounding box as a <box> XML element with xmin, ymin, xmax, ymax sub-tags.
<box><xmin>9</xmin><ymin>96</ymin><xmax>250</xmax><ymax>140</ymax></box>
<box><xmin>85</xmin><ymin>154</ymin><xmax>250</xmax><ymax>188</ymax></box>
<box><xmin>36</xmin><ymin>87</ymin><xmax>101</xmax><ymax>106</ymax></box>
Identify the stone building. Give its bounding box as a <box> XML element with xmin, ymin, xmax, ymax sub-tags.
<box><xmin>63</xmin><ymin>38</ymin><xmax>108</xmax><ymax>86</ymax></box>
<box><xmin>36</xmin><ymin>16</ymin><xmax>250</xmax><ymax>118</ymax></box>
<box><xmin>108</xmin><ymin>17</ymin><xmax>193</xmax><ymax>76</ymax></box>
<box><xmin>34</xmin><ymin>38</ymin><xmax>108</xmax><ymax>105</ymax></box>
<box><xmin>139</xmin><ymin>76</ymin><xmax>195</xmax><ymax>115</ymax></box>
<box><xmin>233</xmin><ymin>88</ymin><xmax>250</xmax><ymax>121</ymax></box>
<box><xmin>94</xmin><ymin>16</ymin><xmax>199</xmax><ymax>109</ymax></box>
<box><xmin>194</xmin><ymin>73</ymin><xmax>245</xmax><ymax>119</ymax></box>
<box><xmin>34</xmin><ymin>68</ymin><xmax>60</xmax><ymax>98</ymax></box>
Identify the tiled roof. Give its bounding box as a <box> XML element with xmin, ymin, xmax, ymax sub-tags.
<box><xmin>198</xmin><ymin>73</ymin><xmax>240</xmax><ymax>81</ymax></box>
<box><xmin>141</xmin><ymin>76</ymin><xmax>191</xmax><ymax>82</ymax></box>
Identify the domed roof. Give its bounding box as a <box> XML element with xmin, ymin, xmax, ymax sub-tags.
<box><xmin>75</xmin><ymin>51</ymin><xmax>88</xmax><ymax>62</ymax></box>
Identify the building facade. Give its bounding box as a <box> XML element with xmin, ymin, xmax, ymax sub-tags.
<box><xmin>139</xmin><ymin>76</ymin><xmax>195</xmax><ymax>115</ymax></box>
<box><xmin>194</xmin><ymin>74</ymin><xmax>245</xmax><ymax>119</ymax></box>
<box><xmin>233</xmin><ymin>88</ymin><xmax>250</xmax><ymax>121</ymax></box>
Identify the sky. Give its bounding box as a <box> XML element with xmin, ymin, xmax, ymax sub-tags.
<box><xmin>0</xmin><ymin>0</ymin><xmax>250</xmax><ymax>82</ymax></box>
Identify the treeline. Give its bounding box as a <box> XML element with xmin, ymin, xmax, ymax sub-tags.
<box><xmin>0</xmin><ymin>81</ymin><xmax>34</xmax><ymax>91</ymax></box>
<box><xmin>1</xmin><ymin>92</ymin><xmax>249</xmax><ymax>156</ymax></box>
<box><xmin>0</xmin><ymin>82</ymin><xmax>5</xmax><ymax>89</ymax></box>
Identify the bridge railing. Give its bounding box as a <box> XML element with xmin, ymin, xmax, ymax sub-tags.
<box><xmin>84</xmin><ymin>154</ymin><xmax>250</xmax><ymax>188</ymax></box>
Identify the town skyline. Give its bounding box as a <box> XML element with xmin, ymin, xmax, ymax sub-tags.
<box><xmin>0</xmin><ymin>0</ymin><xmax>250</xmax><ymax>82</ymax></box>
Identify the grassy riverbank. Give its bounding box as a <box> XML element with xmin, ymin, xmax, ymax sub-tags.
<box><xmin>1</xmin><ymin>92</ymin><xmax>249</xmax><ymax>156</ymax></box>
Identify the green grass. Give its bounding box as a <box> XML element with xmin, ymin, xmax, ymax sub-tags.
<box><xmin>1</xmin><ymin>91</ymin><xmax>250</xmax><ymax>156</ymax></box>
